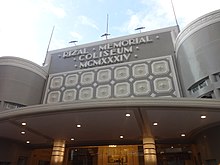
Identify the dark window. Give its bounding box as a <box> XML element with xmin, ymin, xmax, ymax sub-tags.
<box><xmin>4</xmin><ymin>101</ymin><xmax>25</xmax><ymax>110</ymax></box>
<box><xmin>201</xmin><ymin>92</ymin><xmax>213</xmax><ymax>99</ymax></box>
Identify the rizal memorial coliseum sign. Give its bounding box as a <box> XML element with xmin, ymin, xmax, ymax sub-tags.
<box><xmin>62</xmin><ymin>35</ymin><xmax>154</xmax><ymax>69</ymax></box>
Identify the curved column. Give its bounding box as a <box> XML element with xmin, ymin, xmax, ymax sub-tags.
<box><xmin>175</xmin><ymin>9</ymin><xmax>220</xmax><ymax>98</ymax></box>
<box><xmin>143</xmin><ymin>137</ymin><xmax>157</xmax><ymax>165</ymax></box>
<box><xmin>50</xmin><ymin>140</ymin><xmax>65</xmax><ymax>165</ymax></box>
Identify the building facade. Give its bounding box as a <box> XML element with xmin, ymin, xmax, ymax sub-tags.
<box><xmin>0</xmin><ymin>9</ymin><xmax>220</xmax><ymax>165</ymax></box>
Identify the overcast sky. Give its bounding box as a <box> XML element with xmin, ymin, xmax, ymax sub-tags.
<box><xmin>0</xmin><ymin>0</ymin><xmax>219</xmax><ymax>65</ymax></box>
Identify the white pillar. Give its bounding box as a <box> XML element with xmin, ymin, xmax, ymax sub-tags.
<box><xmin>50</xmin><ymin>140</ymin><xmax>65</xmax><ymax>165</ymax></box>
<box><xmin>143</xmin><ymin>137</ymin><xmax>157</xmax><ymax>165</ymax></box>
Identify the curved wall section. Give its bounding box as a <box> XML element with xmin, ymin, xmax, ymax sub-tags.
<box><xmin>176</xmin><ymin>9</ymin><xmax>220</xmax><ymax>98</ymax></box>
<box><xmin>0</xmin><ymin>57</ymin><xmax>47</xmax><ymax>106</ymax></box>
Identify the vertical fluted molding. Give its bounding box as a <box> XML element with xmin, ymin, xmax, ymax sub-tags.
<box><xmin>50</xmin><ymin>140</ymin><xmax>65</xmax><ymax>165</ymax></box>
<box><xmin>143</xmin><ymin>137</ymin><xmax>157</xmax><ymax>165</ymax></box>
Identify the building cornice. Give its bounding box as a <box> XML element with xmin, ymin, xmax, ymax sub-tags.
<box><xmin>48</xmin><ymin>26</ymin><xmax>178</xmax><ymax>55</ymax></box>
<box><xmin>0</xmin><ymin>56</ymin><xmax>48</xmax><ymax>79</ymax></box>
<box><xmin>175</xmin><ymin>9</ymin><xmax>220</xmax><ymax>53</ymax></box>
<box><xmin>1</xmin><ymin>98</ymin><xmax>220</xmax><ymax>121</ymax></box>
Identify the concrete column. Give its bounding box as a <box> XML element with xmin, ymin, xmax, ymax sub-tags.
<box><xmin>209</xmin><ymin>74</ymin><xmax>220</xmax><ymax>98</ymax></box>
<box><xmin>50</xmin><ymin>140</ymin><xmax>65</xmax><ymax>165</ymax></box>
<box><xmin>143</xmin><ymin>137</ymin><xmax>157</xmax><ymax>165</ymax></box>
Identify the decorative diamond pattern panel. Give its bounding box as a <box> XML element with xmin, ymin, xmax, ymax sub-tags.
<box><xmin>97</xmin><ymin>69</ymin><xmax>111</xmax><ymax>83</ymax></box>
<box><xmin>81</xmin><ymin>72</ymin><xmax>94</xmax><ymax>85</ymax></box>
<box><xmin>152</xmin><ymin>60</ymin><xmax>169</xmax><ymax>75</ymax></box>
<box><xmin>65</xmin><ymin>74</ymin><xmax>78</xmax><ymax>87</ymax></box>
<box><xmin>96</xmin><ymin>85</ymin><xmax>111</xmax><ymax>99</ymax></box>
<box><xmin>132</xmin><ymin>64</ymin><xmax>148</xmax><ymax>78</ymax></box>
<box><xmin>44</xmin><ymin>55</ymin><xmax>180</xmax><ymax>104</ymax></box>
<box><xmin>62</xmin><ymin>89</ymin><xmax>77</xmax><ymax>102</ymax></box>
<box><xmin>114</xmin><ymin>66</ymin><xmax>129</xmax><ymax>80</ymax></box>
<box><xmin>50</xmin><ymin>76</ymin><xmax>63</xmax><ymax>89</ymax></box>
<box><xmin>79</xmin><ymin>87</ymin><xmax>93</xmax><ymax>100</ymax></box>
<box><xmin>154</xmin><ymin>77</ymin><xmax>173</xmax><ymax>93</ymax></box>
<box><xmin>114</xmin><ymin>82</ymin><xmax>130</xmax><ymax>97</ymax></box>
<box><xmin>47</xmin><ymin>91</ymin><xmax>61</xmax><ymax>103</ymax></box>
<box><xmin>134</xmin><ymin>80</ymin><xmax>150</xmax><ymax>95</ymax></box>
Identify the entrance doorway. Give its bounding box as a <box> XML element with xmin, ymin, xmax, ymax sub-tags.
<box><xmin>67</xmin><ymin>145</ymin><xmax>141</xmax><ymax>165</ymax></box>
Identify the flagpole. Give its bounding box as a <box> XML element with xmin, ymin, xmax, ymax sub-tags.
<box><xmin>43</xmin><ymin>25</ymin><xmax>55</xmax><ymax>66</ymax></box>
<box><xmin>101</xmin><ymin>14</ymin><xmax>110</xmax><ymax>39</ymax></box>
<box><xmin>170</xmin><ymin>0</ymin><xmax>180</xmax><ymax>32</ymax></box>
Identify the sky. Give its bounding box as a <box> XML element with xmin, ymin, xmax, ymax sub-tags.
<box><xmin>0</xmin><ymin>0</ymin><xmax>219</xmax><ymax>65</ymax></box>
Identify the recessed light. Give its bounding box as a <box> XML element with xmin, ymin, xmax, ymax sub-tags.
<box><xmin>109</xmin><ymin>145</ymin><xmax>117</xmax><ymax>147</ymax></box>
<box><xmin>153</xmin><ymin>122</ymin><xmax>158</xmax><ymax>126</ymax></box>
<box><xmin>26</xmin><ymin>140</ymin><xmax>30</xmax><ymax>144</ymax></box>
<box><xmin>125</xmin><ymin>113</ymin><xmax>131</xmax><ymax>117</ymax></box>
<box><xmin>21</xmin><ymin>122</ymin><xmax>26</xmax><ymax>126</ymax></box>
<box><xmin>71</xmin><ymin>138</ymin><xmax>74</xmax><ymax>141</ymax></box>
<box><xmin>76</xmin><ymin>124</ymin><xmax>81</xmax><ymax>128</ymax></box>
<box><xmin>120</xmin><ymin>135</ymin><xmax>123</xmax><ymax>139</ymax></box>
<box><xmin>21</xmin><ymin>131</ymin><xmax>25</xmax><ymax>135</ymax></box>
<box><xmin>181</xmin><ymin>134</ymin><xmax>186</xmax><ymax>137</ymax></box>
<box><xmin>201</xmin><ymin>115</ymin><xmax>206</xmax><ymax>119</ymax></box>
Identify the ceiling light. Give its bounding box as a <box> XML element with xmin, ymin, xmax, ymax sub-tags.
<box><xmin>181</xmin><ymin>134</ymin><xmax>186</xmax><ymax>137</ymax></box>
<box><xmin>153</xmin><ymin>122</ymin><xmax>158</xmax><ymax>126</ymax></box>
<box><xmin>26</xmin><ymin>140</ymin><xmax>30</xmax><ymax>144</ymax></box>
<box><xmin>21</xmin><ymin>122</ymin><xmax>26</xmax><ymax>126</ymax></box>
<box><xmin>76</xmin><ymin>124</ymin><xmax>81</xmax><ymax>128</ymax></box>
<box><xmin>125</xmin><ymin>113</ymin><xmax>131</xmax><ymax>117</ymax></box>
<box><xmin>109</xmin><ymin>145</ymin><xmax>117</xmax><ymax>148</ymax></box>
<box><xmin>71</xmin><ymin>138</ymin><xmax>74</xmax><ymax>141</ymax></box>
<box><xmin>201</xmin><ymin>115</ymin><xmax>206</xmax><ymax>119</ymax></box>
<box><xmin>21</xmin><ymin>131</ymin><xmax>25</xmax><ymax>135</ymax></box>
<box><xmin>120</xmin><ymin>135</ymin><xmax>123</xmax><ymax>139</ymax></box>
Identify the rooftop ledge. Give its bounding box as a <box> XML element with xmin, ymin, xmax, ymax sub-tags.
<box><xmin>175</xmin><ymin>9</ymin><xmax>220</xmax><ymax>51</ymax></box>
<box><xmin>0</xmin><ymin>56</ymin><xmax>48</xmax><ymax>79</ymax></box>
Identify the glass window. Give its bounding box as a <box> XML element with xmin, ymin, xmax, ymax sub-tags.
<box><xmin>191</xmin><ymin>86</ymin><xmax>199</xmax><ymax>93</ymax></box>
<box><xmin>199</xmin><ymin>80</ymin><xmax>208</xmax><ymax>89</ymax></box>
<box><xmin>201</xmin><ymin>92</ymin><xmax>213</xmax><ymax>99</ymax></box>
<box><xmin>4</xmin><ymin>102</ymin><xmax>25</xmax><ymax>110</ymax></box>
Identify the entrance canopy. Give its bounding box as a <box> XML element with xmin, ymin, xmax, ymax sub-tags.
<box><xmin>0</xmin><ymin>98</ymin><xmax>220</xmax><ymax>147</ymax></box>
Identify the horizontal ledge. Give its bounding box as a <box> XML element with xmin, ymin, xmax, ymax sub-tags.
<box><xmin>1</xmin><ymin>97</ymin><xmax>220</xmax><ymax>121</ymax></box>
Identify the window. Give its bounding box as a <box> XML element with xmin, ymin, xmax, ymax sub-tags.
<box><xmin>201</xmin><ymin>92</ymin><xmax>213</xmax><ymax>99</ymax></box>
<box><xmin>189</xmin><ymin>79</ymin><xmax>208</xmax><ymax>94</ymax></box>
<box><xmin>4</xmin><ymin>102</ymin><xmax>25</xmax><ymax>110</ymax></box>
<box><xmin>199</xmin><ymin>80</ymin><xmax>208</xmax><ymax>89</ymax></box>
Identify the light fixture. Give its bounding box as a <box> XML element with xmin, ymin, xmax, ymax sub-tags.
<box><xmin>21</xmin><ymin>122</ymin><xmax>26</xmax><ymax>126</ymax></box>
<box><xmin>120</xmin><ymin>135</ymin><xmax>123</xmax><ymax>139</ymax></box>
<box><xmin>135</xmin><ymin>27</ymin><xmax>145</xmax><ymax>33</ymax></box>
<box><xmin>109</xmin><ymin>145</ymin><xmax>117</xmax><ymax>148</ymax></box>
<box><xmin>26</xmin><ymin>140</ymin><xmax>30</xmax><ymax>144</ymax></box>
<box><xmin>181</xmin><ymin>133</ymin><xmax>186</xmax><ymax>137</ymax></box>
<box><xmin>71</xmin><ymin>138</ymin><xmax>74</xmax><ymax>141</ymax></box>
<box><xmin>21</xmin><ymin>131</ymin><xmax>25</xmax><ymax>135</ymax></box>
<box><xmin>125</xmin><ymin>113</ymin><xmax>131</xmax><ymax>117</ymax></box>
<box><xmin>201</xmin><ymin>115</ymin><xmax>206</xmax><ymax>119</ymax></box>
<box><xmin>76</xmin><ymin>124</ymin><xmax>81</xmax><ymax>128</ymax></box>
<box><xmin>69</xmin><ymin>40</ymin><xmax>78</xmax><ymax>45</ymax></box>
<box><xmin>153</xmin><ymin>122</ymin><xmax>158</xmax><ymax>126</ymax></box>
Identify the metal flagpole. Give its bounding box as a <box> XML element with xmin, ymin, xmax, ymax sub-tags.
<box><xmin>43</xmin><ymin>25</ymin><xmax>55</xmax><ymax>66</ymax></box>
<box><xmin>101</xmin><ymin>14</ymin><xmax>110</xmax><ymax>39</ymax></box>
<box><xmin>170</xmin><ymin>0</ymin><xmax>180</xmax><ymax>32</ymax></box>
